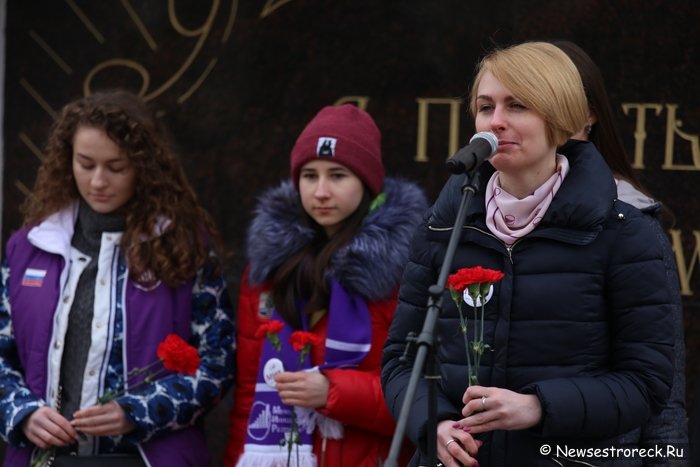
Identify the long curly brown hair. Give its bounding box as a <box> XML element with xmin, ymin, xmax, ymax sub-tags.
<box><xmin>21</xmin><ymin>89</ymin><xmax>224</xmax><ymax>286</ymax></box>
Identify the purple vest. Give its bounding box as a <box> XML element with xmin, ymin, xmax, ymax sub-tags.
<box><xmin>4</xmin><ymin>227</ymin><xmax>210</xmax><ymax>467</ymax></box>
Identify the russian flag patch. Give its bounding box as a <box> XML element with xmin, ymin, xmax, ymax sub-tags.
<box><xmin>22</xmin><ymin>268</ymin><xmax>47</xmax><ymax>287</ymax></box>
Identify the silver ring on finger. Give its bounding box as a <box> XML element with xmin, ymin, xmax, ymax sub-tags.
<box><xmin>481</xmin><ymin>395</ymin><xmax>487</xmax><ymax>410</ymax></box>
<box><xmin>445</xmin><ymin>438</ymin><xmax>458</xmax><ymax>449</ymax></box>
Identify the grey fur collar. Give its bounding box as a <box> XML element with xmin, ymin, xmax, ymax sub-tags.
<box><xmin>246</xmin><ymin>177</ymin><xmax>427</xmax><ymax>300</ymax></box>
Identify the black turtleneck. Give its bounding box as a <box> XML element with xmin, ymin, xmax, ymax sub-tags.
<box><xmin>59</xmin><ymin>200</ymin><xmax>125</xmax><ymax>420</ymax></box>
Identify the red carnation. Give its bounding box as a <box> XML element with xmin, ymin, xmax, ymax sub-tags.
<box><xmin>447</xmin><ymin>266</ymin><xmax>504</xmax><ymax>387</ymax></box>
<box><xmin>256</xmin><ymin>319</ymin><xmax>285</xmax><ymax>351</ymax></box>
<box><xmin>97</xmin><ymin>333</ymin><xmax>201</xmax><ymax>405</ymax></box>
<box><xmin>157</xmin><ymin>334</ymin><xmax>201</xmax><ymax>375</ymax></box>
<box><xmin>289</xmin><ymin>331</ymin><xmax>322</xmax><ymax>352</ymax></box>
<box><xmin>447</xmin><ymin>266</ymin><xmax>505</xmax><ymax>293</ymax></box>
<box><xmin>255</xmin><ymin>319</ymin><xmax>285</xmax><ymax>338</ymax></box>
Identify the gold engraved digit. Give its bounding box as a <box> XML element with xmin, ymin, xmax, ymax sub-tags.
<box><xmin>84</xmin><ymin>60</ymin><xmax>151</xmax><ymax>98</ymax></box>
<box><xmin>142</xmin><ymin>0</ymin><xmax>221</xmax><ymax>100</ymax></box>
<box><xmin>84</xmin><ymin>1</ymin><xmax>223</xmax><ymax>101</ymax></box>
<box><xmin>178</xmin><ymin>58</ymin><xmax>218</xmax><ymax>104</ymax></box>
<box><xmin>222</xmin><ymin>0</ymin><xmax>240</xmax><ymax>43</ymax></box>
<box><xmin>260</xmin><ymin>0</ymin><xmax>294</xmax><ymax>18</ymax></box>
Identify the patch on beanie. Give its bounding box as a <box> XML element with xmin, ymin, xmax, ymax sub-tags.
<box><xmin>316</xmin><ymin>137</ymin><xmax>337</xmax><ymax>157</ymax></box>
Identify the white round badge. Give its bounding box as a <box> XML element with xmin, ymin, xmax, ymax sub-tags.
<box><xmin>463</xmin><ymin>284</ymin><xmax>494</xmax><ymax>307</ymax></box>
<box><xmin>263</xmin><ymin>358</ymin><xmax>285</xmax><ymax>387</ymax></box>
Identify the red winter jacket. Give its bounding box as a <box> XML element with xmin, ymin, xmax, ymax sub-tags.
<box><xmin>224</xmin><ymin>268</ymin><xmax>413</xmax><ymax>467</ymax></box>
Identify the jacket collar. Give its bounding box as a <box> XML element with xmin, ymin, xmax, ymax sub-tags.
<box><xmin>27</xmin><ymin>201</ymin><xmax>79</xmax><ymax>258</ymax></box>
<box><xmin>428</xmin><ymin>140</ymin><xmax>617</xmax><ymax>244</ymax></box>
<box><xmin>245</xmin><ymin>177</ymin><xmax>427</xmax><ymax>300</ymax></box>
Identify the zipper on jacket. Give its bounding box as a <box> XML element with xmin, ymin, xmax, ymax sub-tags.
<box><xmin>498</xmin><ymin>234</ymin><xmax>521</xmax><ymax>264</ymax></box>
<box><xmin>428</xmin><ymin>224</ymin><xmax>518</xmax><ymax>263</ymax></box>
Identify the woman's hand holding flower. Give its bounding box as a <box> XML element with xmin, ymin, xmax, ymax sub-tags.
<box><xmin>437</xmin><ymin>419</ymin><xmax>480</xmax><ymax>467</ymax></box>
<box><xmin>22</xmin><ymin>407</ymin><xmax>79</xmax><ymax>449</ymax></box>
<box><xmin>274</xmin><ymin>371</ymin><xmax>329</xmax><ymax>409</ymax></box>
<box><xmin>458</xmin><ymin>386</ymin><xmax>542</xmax><ymax>434</ymax></box>
<box><xmin>71</xmin><ymin>400</ymin><xmax>136</xmax><ymax>437</ymax></box>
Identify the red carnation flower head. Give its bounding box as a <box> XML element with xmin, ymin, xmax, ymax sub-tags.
<box><xmin>289</xmin><ymin>331</ymin><xmax>322</xmax><ymax>353</ymax></box>
<box><xmin>97</xmin><ymin>333</ymin><xmax>201</xmax><ymax>406</ymax></box>
<box><xmin>289</xmin><ymin>331</ymin><xmax>322</xmax><ymax>371</ymax></box>
<box><xmin>156</xmin><ymin>334</ymin><xmax>201</xmax><ymax>375</ymax></box>
<box><xmin>447</xmin><ymin>266</ymin><xmax>505</xmax><ymax>293</ymax></box>
<box><xmin>255</xmin><ymin>319</ymin><xmax>285</xmax><ymax>338</ymax></box>
<box><xmin>256</xmin><ymin>319</ymin><xmax>285</xmax><ymax>351</ymax></box>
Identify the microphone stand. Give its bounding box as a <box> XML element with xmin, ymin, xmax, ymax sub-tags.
<box><xmin>385</xmin><ymin>169</ymin><xmax>482</xmax><ymax>467</ymax></box>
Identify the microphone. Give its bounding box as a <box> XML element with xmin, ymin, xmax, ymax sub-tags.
<box><xmin>445</xmin><ymin>132</ymin><xmax>498</xmax><ymax>174</ymax></box>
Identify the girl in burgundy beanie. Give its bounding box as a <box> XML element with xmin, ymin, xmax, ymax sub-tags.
<box><xmin>290</xmin><ymin>104</ymin><xmax>385</xmax><ymax>196</ymax></box>
<box><xmin>226</xmin><ymin>104</ymin><xmax>427</xmax><ymax>467</ymax></box>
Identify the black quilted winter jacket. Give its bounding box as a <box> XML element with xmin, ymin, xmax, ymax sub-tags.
<box><xmin>381</xmin><ymin>140</ymin><xmax>675</xmax><ymax>466</ymax></box>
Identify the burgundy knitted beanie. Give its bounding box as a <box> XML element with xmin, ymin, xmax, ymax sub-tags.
<box><xmin>290</xmin><ymin>104</ymin><xmax>385</xmax><ymax>196</ymax></box>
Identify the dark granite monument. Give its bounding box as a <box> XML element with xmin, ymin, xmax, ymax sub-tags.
<box><xmin>2</xmin><ymin>1</ymin><xmax>698</xmax><ymax>464</ymax></box>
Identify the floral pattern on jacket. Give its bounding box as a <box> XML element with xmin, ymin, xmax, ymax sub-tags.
<box><xmin>0</xmin><ymin>208</ymin><xmax>235</xmax><ymax>459</ymax></box>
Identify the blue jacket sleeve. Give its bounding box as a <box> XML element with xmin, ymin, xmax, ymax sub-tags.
<box><xmin>117</xmin><ymin>263</ymin><xmax>236</xmax><ymax>442</ymax></box>
<box><xmin>0</xmin><ymin>259</ymin><xmax>45</xmax><ymax>447</ymax></box>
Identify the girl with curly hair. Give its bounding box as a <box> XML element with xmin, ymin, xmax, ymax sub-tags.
<box><xmin>0</xmin><ymin>89</ymin><xmax>235</xmax><ymax>466</ymax></box>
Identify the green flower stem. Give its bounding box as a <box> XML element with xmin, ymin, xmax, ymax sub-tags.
<box><xmin>450</xmin><ymin>272</ymin><xmax>501</xmax><ymax>388</ymax></box>
<box><xmin>471</xmin><ymin>299</ymin><xmax>479</xmax><ymax>386</ymax></box>
<box><xmin>30</xmin><ymin>447</ymin><xmax>55</xmax><ymax>467</ymax></box>
<box><xmin>455</xmin><ymin>302</ymin><xmax>473</xmax><ymax>387</ymax></box>
<box><xmin>476</xmin><ymin>299</ymin><xmax>486</xmax><ymax>379</ymax></box>
<box><xmin>97</xmin><ymin>367</ymin><xmax>168</xmax><ymax>404</ymax></box>
<box><xmin>125</xmin><ymin>358</ymin><xmax>163</xmax><ymax>379</ymax></box>
<box><xmin>285</xmin><ymin>344</ymin><xmax>311</xmax><ymax>467</ymax></box>
<box><xmin>468</xmin><ymin>282</ymin><xmax>491</xmax><ymax>386</ymax></box>
<box><xmin>269</xmin><ymin>334</ymin><xmax>281</xmax><ymax>351</ymax></box>
<box><xmin>141</xmin><ymin>367</ymin><xmax>167</xmax><ymax>384</ymax></box>
<box><xmin>286</xmin><ymin>410</ymin><xmax>301</xmax><ymax>467</ymax></box>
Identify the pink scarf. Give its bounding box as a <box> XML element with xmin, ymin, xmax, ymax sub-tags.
<box><xmin>485</xmin><ymin>155</ymin><xmax>569</xmax><ymax>245</ymax></box>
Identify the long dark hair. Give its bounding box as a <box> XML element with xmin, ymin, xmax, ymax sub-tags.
<box><xmin>270</xmin><ymin>190</ymin><xmax>372</xmax><ymax>329</ymax></box>
<box><xmin>552</xmin><ymin>41</ymin><xmax>645</xmax><ymax>190</ymax></box>
<box><xmin>553</xmin><ymin>41</ymin><xmax>678</xmax><ymax>226</ymax></box>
